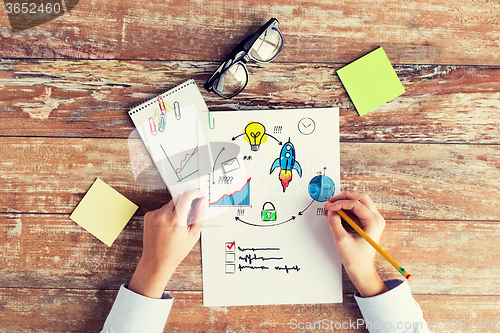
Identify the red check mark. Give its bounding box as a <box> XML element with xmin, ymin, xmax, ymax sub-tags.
<box><xmin>227</xmin><ymin>241</ymin><xmax>235</xmax><ymax>250</ymax></box>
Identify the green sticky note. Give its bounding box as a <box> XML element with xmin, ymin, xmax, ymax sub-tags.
<box><xmin>337</xmin><ymin>47</ymin><xmax>405</xmax><ymax>116</ymax></box>
<box><xmin>70</xmin><ymin>178</ymin><xmax>138</xmax><ymax>247</ymax></box>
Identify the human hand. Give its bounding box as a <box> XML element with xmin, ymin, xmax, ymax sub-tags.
<box><xmin>323</xmin><ymin>191</ymin><xmax>388</xmax><ymax>297</ymax></box>
<box><xmin>129</xmin><ymin>189</ymin><xmax>207</xmax><ymax>299</ymax></box>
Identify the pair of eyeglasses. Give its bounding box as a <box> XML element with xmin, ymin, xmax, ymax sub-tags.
<box><xmin>204</xmin><ymin>18</ymin><xmax>284</xmax><ymax>99</ymax></box>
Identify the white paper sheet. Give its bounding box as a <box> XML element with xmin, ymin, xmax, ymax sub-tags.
<box><xmin>200</xmin><ymin>108</ymin><xmax>343</xmax><ymax>306</ymax></box>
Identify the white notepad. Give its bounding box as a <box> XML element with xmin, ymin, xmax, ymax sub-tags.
<box><xmin>128</xmin><ymin>80</ymin><xmax>209</xmax><ymax>198</ymax></box>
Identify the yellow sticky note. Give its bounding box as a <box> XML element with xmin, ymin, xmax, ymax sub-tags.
<box><xmin>70</xmin><ymin>178</ymin><xmax>138</xmax><ymax>247</ymax></box>
<box><xmin>337</xmin><ymin>47</ymin><xmax>405</xmax><ymax>116</ymax></box>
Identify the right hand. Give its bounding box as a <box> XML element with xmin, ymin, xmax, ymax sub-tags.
<box><xmin>323</xmin><ymin>191</ymin><xmax>389</xmax><ymax>297</ymax></box>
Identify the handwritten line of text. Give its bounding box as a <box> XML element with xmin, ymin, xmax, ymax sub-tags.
<box><xmin>238</xmin><ymin>246</ymin><xmax>280</xmax><ymax>252</ymax></box>
<box><xmin>239</xmin><ymin>254</ymin><xmax>283</xmax><ymax>265</ymax></box>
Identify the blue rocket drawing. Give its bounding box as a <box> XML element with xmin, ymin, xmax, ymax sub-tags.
<box><xmin>270</xmin><ymin>139</ymin><xmax>302</xmax><ymax>192</ymax></box>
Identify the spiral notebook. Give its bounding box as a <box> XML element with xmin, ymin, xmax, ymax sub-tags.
<box><xmin>128</xmin><ymin>80</ymin><xmax>211</xmax><ymax>198</ymax></box>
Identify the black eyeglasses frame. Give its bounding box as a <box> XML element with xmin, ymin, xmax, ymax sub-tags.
<box><xmin>204</xmin><ymin>18</ymin><xmax>284</xmax><ymax>99</ymax></box>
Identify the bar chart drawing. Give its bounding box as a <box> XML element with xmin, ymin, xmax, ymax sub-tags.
<box><xmin>209</xmin><ymin>178</ymin><xmax>251</xmax><ymax>207</ymax></box>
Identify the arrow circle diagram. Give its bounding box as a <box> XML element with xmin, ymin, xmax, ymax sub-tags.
<box><xmin>235</xmin><ymin>216</ymin><xmax>296</xmax><ymax>227</ymax></box>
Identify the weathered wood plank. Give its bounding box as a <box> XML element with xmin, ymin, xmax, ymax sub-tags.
<box><xmin>340</xmin><ymin>142</ymin><xmax>500</xmax><ymax>221</ymax></box>
<box><xmin>1</xmin><ymin>213</ymin><xmax>499</xmax><ymax>296</ymax></box>
<box><xmin>0</xmin><ymin>213</ymin><xmax>203</xmax><ymax>291</ymax></box>
<box><xmin>1</xmin><ymin>137</ymin><xmax>499</xmax><ymax>220</ymax></box>
<box><xmin>1</xmin><ymin>0</ymin><xmax>500</xmax><ymax>66</ymax></box>
<box><xmin>167</xmin><ymin>293</ymin><xmax>500</xmax><ymax>333</ymax></box>
<box><xmin>1</xmin><ymin>60</ymin><xmax>500</xmax><ymax>144</ymax></box>
<box><xmin>0</xmin><ymin>288</ymin><xmax>114</xmax><ymax>332</ymax></box>
<box><xmin>0</xmin><ymin>288</ymin><xmax>499</xmax><ymax>333</ymax></box>
<box><xmin>378</xmin><ymin>220</ymin><xmax>500</xmax><ymax>296</ymax></box>
<box><xmin>0</xmin><ymin>136</ymin><xmax>169</xmax><ymax>215</ymax></box>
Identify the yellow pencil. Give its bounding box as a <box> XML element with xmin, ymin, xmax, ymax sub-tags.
<box><xmin>334</xmin><ymin>208</ymin><xmax>411</xmax><ymax>280</ymax></box>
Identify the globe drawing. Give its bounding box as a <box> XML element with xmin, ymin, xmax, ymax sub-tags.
<box><xmin>308</xmin><ymin>175</ymin><xmax>335</xmax><ymax>202</ymax></box>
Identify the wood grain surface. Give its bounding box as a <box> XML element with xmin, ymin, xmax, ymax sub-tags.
<box><xmin>1</xmin><ymin>0</ymin><xmax>500</xmax><ymax>65</ymax></box>
<box><xmin>1</xmin><ymin>60</ymin><xmax>500</xmax><ymax>143</ymax></box>
<box><xmin>1</xmin><ymin>0</ymin><xmax>500</xmax><ymax>332</ymax></box>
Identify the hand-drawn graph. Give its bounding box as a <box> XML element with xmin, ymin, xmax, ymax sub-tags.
<box><xmin>161</xmin><ymin>144</ymin><xmax>199</xmax><ymax>182</ymax></box>
<box><xmin>209</xmin><ymin>178</ymin><xmax>251</xmax><ymax>207</ymax></box>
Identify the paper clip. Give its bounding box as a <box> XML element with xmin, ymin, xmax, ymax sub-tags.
<box><xmin>148</xmin><ymin>117</ymin><xmax>157</xmax><ymax>136</ymax></box>
<box><xmin>158</xmin><ymin>114</ymin><xmax>167</xmax><ymax>132</ymax></box>
<box><xmin>154</xmin><ymin>108</ymin><xmax>161</xmax><ymax>125</ymax></box>
<box><xmin>208</xmin><ymin>110</ymin><xmax>215</xmax><ymax>129</ymax></box>
<box><xmin>174</xmin><ymin>101</ymin><xmax>181</xmax><ymax>120</ymax></box>
<box><xmin>158</xmin><ymin>96</ymin><xmax>167</xmax><ymax>114</ymax></box>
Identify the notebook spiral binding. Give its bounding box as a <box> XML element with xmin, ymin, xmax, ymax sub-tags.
<box><xmin>128</xmin><ymin>79</ymin><xmax>196</xmax><ymax>116</ymax></box>
<box><xmin>127</xmin><ymin>79</ymin><xmax>215</xmax><ymax>129</ymax></box>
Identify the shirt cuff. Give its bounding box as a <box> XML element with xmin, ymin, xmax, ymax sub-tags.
<box><xmin>354</xmin><ymin>279</ymin><xmax>428</xmax><ymax>332</ymax></box>
<box><xmin>101</xmin><ymin>285</ymin><xmax>174</xmax><ymax>333</ymax></box>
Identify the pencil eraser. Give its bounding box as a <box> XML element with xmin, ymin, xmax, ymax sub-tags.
<box><xmin>406</xmin><ymin>274</ymin><xmax>412</xmax><ymax>280</ymax></box>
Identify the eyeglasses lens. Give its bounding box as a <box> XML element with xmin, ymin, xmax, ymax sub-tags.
<box><xmin>250</xmin><ymin>27</ymin><xmax>283</xmax><ymax>62</ymax></box>
<box><xmin>214</xmin><ymin>62</ymin><xmax>248</xmax><ymax>98</ymax></box>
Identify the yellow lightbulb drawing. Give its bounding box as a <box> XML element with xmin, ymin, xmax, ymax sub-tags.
<box><xmin>243</xmin><ymin>121</ymin><xmax>268</xmax><ymax>151</ymax></box>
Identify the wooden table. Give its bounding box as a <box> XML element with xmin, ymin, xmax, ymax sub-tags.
<box><xmin>1</xmin><ymin>1</ymin><xmax>499</xmax><ymax>332</ymax></box>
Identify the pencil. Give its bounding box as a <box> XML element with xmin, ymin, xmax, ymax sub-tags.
<box><xmin>333</xmin><ymin>208</ymin><xmax>411</xmax><ymax>280</ymax></box>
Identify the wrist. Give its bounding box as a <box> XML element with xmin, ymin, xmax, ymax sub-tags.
<box><xmin>346</xmin><ymin>266</ymin><xmax>388</xmax><ymax>298</ymax></box>
<box><xmin>128</xmin><ymin>258</ymin><xmax>174</xmax><ymax>299</ymax></box>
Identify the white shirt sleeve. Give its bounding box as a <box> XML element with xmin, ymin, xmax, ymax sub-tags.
<box><xmin>354</xmin><ymin>279</ymin><xmax>430</xmax><ymax>333</ymax></box>
<box><xmin>100</xmin><ymin>285</ymin><xmax>173</xmax><ymax>333</ymax></box>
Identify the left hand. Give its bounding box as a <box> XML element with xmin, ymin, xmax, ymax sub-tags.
<box><xmin>129</xmin><ymin>189</ymin><xmax>207</xmax><ymax>299</ymax></box>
